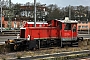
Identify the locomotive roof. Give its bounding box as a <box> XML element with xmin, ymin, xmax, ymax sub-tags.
<box><xmin>27</xmin><ymin>22</ymin><xmax>48</xmax><ymax>24</ymax></box>
<box><xmin>57</xmin><ymin>17</ymin><xmax>78</xmax><ymax>23</ymax></box>
<box><xmin>58</xmin><ymin>20</ymin><xmax>78</xmax><ymax>23</ymax></box>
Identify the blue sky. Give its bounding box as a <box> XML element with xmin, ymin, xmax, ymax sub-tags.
<box><xmin>11</xmin><ymin>0</ymin><xmax>90</xmax><ymax>7</ymax></box>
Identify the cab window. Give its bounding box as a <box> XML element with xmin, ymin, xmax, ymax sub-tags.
<box><xmin>64</xmin><ymin>23</ymin><xmax>71</xmax><ymax>30</ymax></box>
<box><xmin>58</xmin><ymin>22</ymin><xmax>62</xmax><ymax>29</ymax></box>
<box><xmin>72</xmin><ymin>24</ymin><xmax>76</xmax><ymax>32</ymax></box>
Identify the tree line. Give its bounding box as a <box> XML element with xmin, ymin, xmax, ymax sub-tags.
<box><xmin>2</xmin><ymin>1</ymin><xmax>90</xmax><ymax>21</ymax></box>
<box><xmin>47</xmin><ymin>4</ymin><xmax>90</xmax><ymax>21</ymax></box>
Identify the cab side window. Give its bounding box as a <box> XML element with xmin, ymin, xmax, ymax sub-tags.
<box><xmin>64</xmin><ymin>23</ymin><xmax>71</xmax><ymax>30</ymax></box>
<box><xmin>72</xmin><ymin>25</ymin><xmax>76</xmax><ymax>32</ymax></box>
<box><xmin>58</xmin><ymin>22</ymin><xmax>62</xmax><ymax>29</ymax></box>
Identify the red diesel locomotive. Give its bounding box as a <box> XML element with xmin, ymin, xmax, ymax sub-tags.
<box><xmin>18</xmin><ymin>17</ymin><xmax>82</xmax><ymax>50</ymax></box>
<box><xmin>6</xmin><ymin>17</ymin><xmax>83</xmax><ymax>51</ymax></box>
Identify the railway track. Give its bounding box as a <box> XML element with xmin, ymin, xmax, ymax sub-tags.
<box><xmin>6</xmin><ymin>50</ymin><xmax>90</xmax><ymax>60</ymax></box>
<box><xmin>31</xmin><ymin>50</ymin><xmax>90</xmax><ymax>59</ymax></box>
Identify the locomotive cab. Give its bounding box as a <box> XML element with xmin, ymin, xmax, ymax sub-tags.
<box><xmin>58</xmin><ymin>17</ymin><xmax>79</xmax><ymax>47</ymax></box>
<box><xmin>61</xmin><ymin>22</ymin><xmax>78</xmax><ymax>41</ymax></box>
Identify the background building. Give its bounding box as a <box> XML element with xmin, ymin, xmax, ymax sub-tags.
<box><xmin>77</xmin><ymin>20</ymin><xmax>90</xmax><ymax>31</ymax></box>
